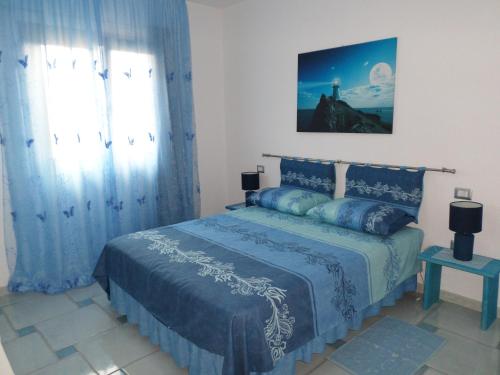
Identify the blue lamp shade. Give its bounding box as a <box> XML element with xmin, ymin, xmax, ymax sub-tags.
<box><xmin>449</xmin><ymin>201</ymin><xmax>483</xmax><ymax>233</ymax></box>
<box><xmin>241</xmin><ymin>172</ymin><xmax>260</xmax><ymax>191</ymax></box>
<box><xmin>449</xmin><ymin>201</ymin><xmax>483</xmax><ymax>261</ymax></box>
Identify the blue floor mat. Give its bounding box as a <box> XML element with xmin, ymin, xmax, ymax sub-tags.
<box><xmin>329</xmin><ymin>316</ymin><xmax>445</xmax><ymax>375</ymax></box>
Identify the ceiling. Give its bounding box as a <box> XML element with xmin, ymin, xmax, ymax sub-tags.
<box><xmin>188</xmin><ymin>0</ymin><xmax>246</xmax><ymax>8</ymax></box>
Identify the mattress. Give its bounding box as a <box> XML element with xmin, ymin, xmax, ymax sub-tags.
<box><xmin>94</xmin><ymin>206</ymin><xmax>423</xmax><ymax>375</ymax></box>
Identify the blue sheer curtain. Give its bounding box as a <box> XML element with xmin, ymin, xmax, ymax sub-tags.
<box><xmin>0</xmin><ymin>0</ymin><xmax>200</xmax><ymax>293</ymax></box>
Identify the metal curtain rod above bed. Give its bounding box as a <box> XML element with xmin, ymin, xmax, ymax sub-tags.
<box><xmin>262</xmin><ymin>153</ymin><xmax>456</xmax><ymax>174</ymax></box>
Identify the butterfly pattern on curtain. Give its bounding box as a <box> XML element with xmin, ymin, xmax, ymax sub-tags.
<box><xmin>0</xmin><ymin>0</ymin><xmax>200</xmax><ymax>293</ymax></box>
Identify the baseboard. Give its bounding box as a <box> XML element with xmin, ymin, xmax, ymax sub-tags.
<box><xmin>417</xmin><ymin>282</ymin><xmax>500</xmax><ymax>315</ymax></box>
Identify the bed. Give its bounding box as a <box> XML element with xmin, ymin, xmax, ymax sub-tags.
<box><xmin>93</xmin><ymin>204</ymin><xmax>423</xmax><ymax>375</ymax></box>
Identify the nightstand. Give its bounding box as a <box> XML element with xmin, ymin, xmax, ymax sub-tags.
<box><xmin>225</xmin><ymin>202</ymin><xmax>247</xmax><ymax>211</ymax></box>
<box><xmin>419</xmin><ymin>246</ymin><xmax>500</xmax><ymax>330</ymax></box>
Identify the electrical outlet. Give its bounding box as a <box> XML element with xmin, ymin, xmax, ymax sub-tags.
<box><xmin>450</xmin><ymin>239</ymin><xmax>454</xmax><ymax>249</ymax></box>
<box><xmin>454</xmin><ymin>187</ymin><xmax>472</xmax><ymax>200</ymax></box>
<box><xmin>257</xmin><ymin>165</ymin><xmax>265</xmax><ymax>173</ymax></box>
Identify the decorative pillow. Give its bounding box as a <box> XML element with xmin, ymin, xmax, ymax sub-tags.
<box><xmin>345</xmin><ymin>165</ymin><xmax>425</xmax><ymax>222</ymax></box>
<box><xmin>248</xmin><ymin>186</ymin><xmax>332</xmax><ymax>216</ymax></box>
<box><xmin>280</xmin><ymin>158</ymin><xmax>335</xmax><ymax>196</ymax></box>
<box><xmin>307</xmin><ymin>198</ymin><xmax>414</xmax><ymax>236</ymax></box>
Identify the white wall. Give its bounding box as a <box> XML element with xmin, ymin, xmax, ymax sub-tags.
<box><xmin>188</xmin><ymin>2</ymin><xmax>229</xmax><ymax>217</ymax></box>
<box><xmin>223</xmin><ymin>0</ymin><xmax>500</xmax><ymax>305</ymax></box>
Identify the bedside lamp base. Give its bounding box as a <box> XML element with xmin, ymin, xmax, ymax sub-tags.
<box><xmin>245</xmin><ymin>190</ymin><xmax>255</xmax><ymax>207</ymax></box>
<box><xmin>453</xmin><ymin>232</ymin><xmax>474</xmax><ymax>261</ymax></box>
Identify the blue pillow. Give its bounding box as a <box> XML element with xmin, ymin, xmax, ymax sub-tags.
<box><xmin>280</xmin><ymin>158</ymin><xmax>335</xmax><ymax>196</ymax></box>
<box><xmin>249</xmin><ymin>186</ymin><xmax>332</xmax><ymax>216</ymax></box>
<box><xmin>307</xmin><ymin>198</ymin><xmax>414</xmax><ymax>236</ymax></box>
<box><xmin>345</xmin><ymin>165</ymin><xmax>425</xmax><ymax>222</ymax></box>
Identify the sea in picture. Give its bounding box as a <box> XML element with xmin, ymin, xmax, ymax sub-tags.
<box><xmin>354</xmin><ymin>107</ymin><xmax>394</xmax><ymax>126</ymax></box>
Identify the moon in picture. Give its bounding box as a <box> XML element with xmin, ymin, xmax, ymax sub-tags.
<box><xmin>369</xmin><ymin>62</ymin><xmax>393</xmax><ymax>85</ymax></box>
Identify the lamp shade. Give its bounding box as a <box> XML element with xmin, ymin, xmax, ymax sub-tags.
<box><xmin>449</xmin><ymin>201</ymin><xmax>483</xmax><ymax>234</ymax></box>
<box><xmin>241</xmin><ymin>172</ymin><xmax>260</xmax><ymax>191</ymax></box>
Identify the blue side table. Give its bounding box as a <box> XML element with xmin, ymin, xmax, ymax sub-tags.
<box><xmin>225</xmin><ymin>202</ymin><xmax>247</xmax><ymax>211</ymax></box>
<box><xmin>419</xmin><ymin>246</ymin><xmax>500</xmax><ymax>330</ymax></box>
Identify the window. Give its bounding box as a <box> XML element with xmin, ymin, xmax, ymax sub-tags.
<box><xmin>28</xmin><ymin>44</ymin><xmax>160</xmax><ymax>176</ymax></box>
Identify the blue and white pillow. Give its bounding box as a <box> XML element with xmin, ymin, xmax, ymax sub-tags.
<box><xmin>307</xmin><ymin>198</ymin><xmax>414</xmax><ymax>236</ymax></box>
<box><xmin>345</xmin><ymin>165</ymin><xmax>425</xmax><ymax>222</ymax></box>
<box><xmin>249</xmin><ymin>186</ymin><xmax>332</xmax><ymax>216</ymax></box>
<box><xmin>280</xmin><ymin>158</ymin><xmax>335</xmax><ymax>196</ymax></box>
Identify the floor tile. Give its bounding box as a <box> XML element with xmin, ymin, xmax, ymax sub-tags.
<box><xmin>417</xmin><ymin>322</ymin><xmax>438</xmax><ymax>333</ymax></box>
<box><xmin>36</xmin><ymin>304</ymin><xmax>117</xmax><ymax>351</ymax></box>
<box><xmin>0</xmin><ymin>291</ymin><xmax>38</xmax><ymax>308</ymax></box>
<box><xmin>77</xmin><ymin>298</ymin><xmax>95</xmax><ymax>308</ymax></box>
<box><xmin>418</xmin><ymin>365</ymin><xmax>447</xmax><ymax>374</ymax></box>
<box><xmin>310</xmin><ymin>360</ymin><xmax>351</xmax><ymax>375</ymax></box>
<box><xmin>414</xmin><ymin>365</ymin><xmax>428</xmax><ymax>375</ymax></box>
<box><xmin>93</xmin><ymin>294</ymin><xmax>119</xmax><ymax>318</ymax></box>
<box><xmin>414</xmin><ymin>365</ymin><xmax>448</xmax><ymax>375</ymax></box>
<box><xmin>124</xmin><ymin>351</ymin><xmax>188</xmax><ymax>375</ymax></box>
<box><xmin>31</xmin><ymin>353</ymin><xmax>97</xmax><ymax>375</ymax></box>
<box><xmin>0</xmin><ymin>314</ymin><xmax>17</xmax><ymax>342</ymax></box>
<box><xmin>3</xmin><ymin>293</ymin><xmax>78</xmax><ymax>329</ymax></box>
<box><xmin>66</xmin><ymin>283</ymin><xmax>106</xmax><ymax>303</ymax></box>
<box><xmin>55</xmin><ymin>345</ymin><xmax>77</xmax><ymax>359</ymax></box>
<box><xmin>17</xmin><ymin>325</ymin><xmax>36</xmax><ymax>337</ymax></box>
<box><xmin>3</xmin><ymin>333</ymin><xmax>58</xmax><ymax>375</ymax></box>
<box><xmin>424</xmin><ymin>301</ymin><xmax>500</xmax><ymax>348</ymax></box>
<box><xmin>291</xmin><ymin>343</ymin><xmax>336</xmax><ymax>375</ymax></box>
<box><xmin>76</xmin><ymin>324</ymin><xmax>158</xmax><ymax>375</ymax></box>
<box><xmin>295</xmin><ymin>355</ymin><xmax>325</xmax><ymax>375</ymax></box>
<box><xmin>381</xmin><ymin>292</ymin><xmax>429</xmax><ymax>324</ymax></box>
<box><xmin>427</xmin><ymin>328</ymin><xmax>500</xmax><ymax>375</ymax></box>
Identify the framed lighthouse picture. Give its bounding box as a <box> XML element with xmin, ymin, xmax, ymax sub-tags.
<box><xmin>297</xmin><ymin>37</ymin><xmax>397</xmax><ymax>133</ymax></box>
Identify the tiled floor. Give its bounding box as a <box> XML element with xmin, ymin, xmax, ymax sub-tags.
<box><xmin>1</xmin><ymin>284</ymin><xmax>499</xmax><ymax>375</ymax></box>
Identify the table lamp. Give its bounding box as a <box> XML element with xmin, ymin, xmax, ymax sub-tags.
<box><xmin>449</xmin><ymin>201</ymin><xmax>483</xmax><ymax>261</ymax></box>
<box><xmin>241</xmin><ymin>172</ymin><xmax>260</xmax><ymax>207</ymax></box>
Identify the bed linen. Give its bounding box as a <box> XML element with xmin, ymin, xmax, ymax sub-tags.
<box><xmin>306</xmin><ymin>198</ymin><xmax>414</xmax><ymax>236</ymax></box>
<box><xmin>248</xmin><ymin>186</ymin><xmax>332</xmax><ymax>215</ymax></box>
<box><xmin>110</xmin><ymin>275</ymin><xmax>417</xmax><ymax>375</ymax></box>
<box><xmin>345</xmin><ymin>165</ymin><xmax>425</xmax><ymax>222</ymax></box>
<box><xmin>93</xmin><ymin>206</ymin><xmax>423</xmax><ymax>375</ymax></box>
<box><xmin>279</xmin><ymin>158</ymin><xmax>336</xmax><ymax>195</ymax></box>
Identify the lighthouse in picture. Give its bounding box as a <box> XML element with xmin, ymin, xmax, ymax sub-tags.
<box><xmin>332</xmin><ymin>79</ymin><xmax>340</xmax><ymax>101</ymax></box>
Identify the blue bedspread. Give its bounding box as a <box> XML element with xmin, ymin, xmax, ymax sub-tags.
<box><xmin>93</xmin><ymin>206</ymin><xmax>423</xmax><ymax>375</ymax></box>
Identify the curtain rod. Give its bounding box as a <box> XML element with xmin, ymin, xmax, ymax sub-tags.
<box><xmin>262</xmin><ymin>153</ymin><xmax>456</xmax><ymax>174</ymax></box>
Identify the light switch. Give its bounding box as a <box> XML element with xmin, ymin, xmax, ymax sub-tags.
<box><xmin>257</xmin><ymin>165</ymin><xmax>265</xmax><ymax>173</ymax></box>
<box><xmin>454</xmin><ymin>187</ymin><xmax>472</xmax><ymax>200</ymax></box>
